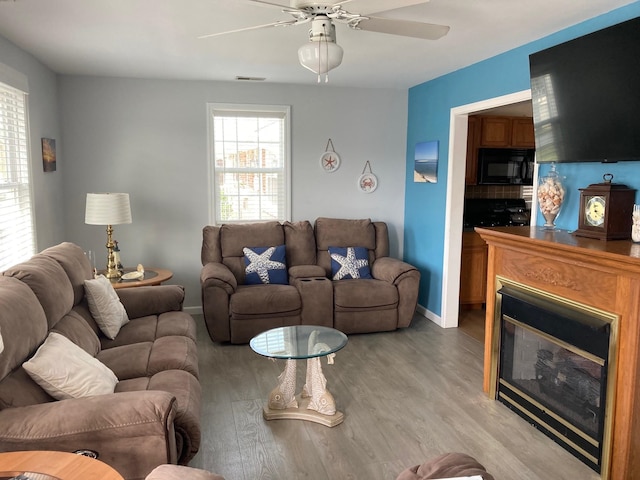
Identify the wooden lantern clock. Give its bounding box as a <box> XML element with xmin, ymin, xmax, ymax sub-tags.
<box><xmin>574</xmin><ymin>173</ymin><xmax>636</xmax><ymax>240</ymax></box>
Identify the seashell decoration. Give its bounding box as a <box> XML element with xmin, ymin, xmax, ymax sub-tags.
<box><xmin>537</xmin><ymin>164</ymin><xmax>565</xmax><ymax>229</ymax></box>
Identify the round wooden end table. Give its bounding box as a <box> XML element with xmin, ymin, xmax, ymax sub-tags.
<box><xmin>105</xmin><ymin>268</ymin><xmax>173</xmax><ymax>289</ymax></box>
<box><xmin>0</xmin><ymin>450</ymin><xmax>124</xmax><ymax>480</ymax></box>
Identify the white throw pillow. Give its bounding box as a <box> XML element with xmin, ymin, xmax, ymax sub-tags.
<box><xmin>84</xmin><ymin>274</ymin><xmax>129</xmax><ymax>339</ymax></box>
<box><xmin>23</xmin><ymin>332</ymin><xmax>118</xmax><ymax>400</ymax></box>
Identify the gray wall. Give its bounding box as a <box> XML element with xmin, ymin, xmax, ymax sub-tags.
<box><xmin>58</xmin><ymin>76</ymin><xmax>408</xmax><ymax>309</ymax></box>
<box><xmin>0</xmin><ymin>36</ymin><xmax>65</xmax><ymax>250</ymax></box>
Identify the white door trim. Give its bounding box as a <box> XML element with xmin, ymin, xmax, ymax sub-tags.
<box><xmin>441</xmin><ymin>90</ymin><xmax>533</xmax><ymax>328</ymax></box>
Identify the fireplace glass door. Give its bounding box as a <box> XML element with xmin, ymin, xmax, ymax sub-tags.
<box><xmin>497</xmin><ymin>286</ymin><xmax>610</xmax><ymax>472</ymax></box>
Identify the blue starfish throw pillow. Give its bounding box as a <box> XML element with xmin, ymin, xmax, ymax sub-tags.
<box><xmin>243</xmin><ymin>245</ymin><xmax>288</xmax><ymax>285</ymax></box>
<box><xmin>328</xmin><ymin>246</ymin><xmax>372</xmax><ymax>280</ymax></box>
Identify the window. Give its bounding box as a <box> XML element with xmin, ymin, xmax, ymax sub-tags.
<box><xmin>0</xmin><ymin>81</ymin><xmax>35</xmax><ymax>270</ymax></box>
<box><xmin>208</xmin><ymin>104</ymin><xmax>291</xmax><ymax>224</ymax></box>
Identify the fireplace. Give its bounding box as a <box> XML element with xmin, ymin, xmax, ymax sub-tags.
<box><xmin>492</xmin><ymin>279</ymin><xmax>618</xmax><ymax>475</ymax></box>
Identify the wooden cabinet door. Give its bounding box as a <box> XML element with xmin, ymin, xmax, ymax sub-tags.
<box><xmin>480</xmin><ymin>116</ymin><xmax>511</xmax><ymax>147</ymax></box>
<box><xmin>459</xmin><ymin>232</ymin><xmax>488</xmax><ymax>305</ymax></box>
<box><xmin>465</xmin><ymin>116</ymin><xmax>481</xmax><ymax>185</ymax></box>
<box><xmin>511</xmin><ymin>118</ymin><xmax>535</xmax><ymax>147</ymax></box>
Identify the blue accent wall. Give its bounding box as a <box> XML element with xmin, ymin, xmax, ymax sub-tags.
<box><xmin>404</xmin><ymin>2</ymin><xmax>640</xmax><ymax>316</ymax></box>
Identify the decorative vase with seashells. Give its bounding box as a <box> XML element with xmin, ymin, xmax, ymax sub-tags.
<box><xmin>537</xmin><ymin>164</ymin><xmax>565</xmax><ymax>229</ymax></box>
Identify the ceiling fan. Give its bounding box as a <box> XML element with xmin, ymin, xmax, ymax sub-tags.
<box><xmin>199</xmin><ymin>0</ymin><xmax>450</xmax><ymax>82</ymax></box>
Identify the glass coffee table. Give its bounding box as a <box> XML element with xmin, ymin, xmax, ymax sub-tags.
<box><xmin>250</xmin><ymin>325</ymin><xmax>348</xmax><ymax>427</ymax></box>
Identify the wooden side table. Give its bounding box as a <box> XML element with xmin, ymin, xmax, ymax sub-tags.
<box><xmin>104</xmin><ymin>268</ymin><xmax>173</xmax><ymax>289</ymax></box>
<box><xmin>0</xmin><ymin>450</ymin><xmax>124</xmax><ymax>480</ymax></box>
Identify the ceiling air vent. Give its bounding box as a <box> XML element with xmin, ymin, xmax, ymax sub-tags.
<box><xmin>235</xmin><ymin>76</ymin><xmax>266</xmax><ymax>82</ymax></box>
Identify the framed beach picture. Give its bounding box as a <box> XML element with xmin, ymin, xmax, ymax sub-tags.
<box><xmin>414</xmin><ymin>140</ymin><xmax>438</xmax><ymax>183</ymax></box>
<box><xmin>41</xmin><ymin>138</ymin><xmax>56</xmax><ymax>172</ymax></box>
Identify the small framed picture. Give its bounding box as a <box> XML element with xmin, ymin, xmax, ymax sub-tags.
<box><xmin>42</xmin><ymin>138</ymin><xmax>56</xmax><ymax>172</ymax></box>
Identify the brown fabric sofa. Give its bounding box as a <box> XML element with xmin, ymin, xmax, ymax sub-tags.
<box><xmin>0</xmin><ymin>242</ymin><xmax>201</xmax><ymax>480</ymax></box>
<box><xmin>395</xmin><ymin>452</ymin><xmax>495</xmax><ymax>480</ymax></box>
<box><xmin>200</xmin><ymin>217</ymin><xmax>420</xmax><ymax>343</ymax></box>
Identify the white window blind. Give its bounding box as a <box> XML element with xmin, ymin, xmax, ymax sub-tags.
<box><xmin>0</xmin><ymin>82</ymin><xmax>35</xmax><ymax>270</ymax></box>
<box><xmin>208</xmin><ymin>104</ymin><xmax>291</xmax><ymax>224</ymax></box>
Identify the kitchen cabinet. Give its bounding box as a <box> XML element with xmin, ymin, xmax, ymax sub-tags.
<box><xmin>511</xmin><ymin>118</ymin><xmax>535</xmax><ymax>148</ymax></box>
<box><xmin>465</xmin><ymin>116</ymin><xmax>481</xmax><ymax>185</ymax></box>
<box><xmin>480</xmin><ymin>116</ymin><xmax>512</xmax><ymax>147</ymax></box>
<box><xmin>476</xmin><ymin>115</ymin><xmax>535</xmax><ymax>148</ymax></box>
<box><xmin>459</xmin><ymin>231</ymin><xmax>488</xmax><ymax>308</ymax></box>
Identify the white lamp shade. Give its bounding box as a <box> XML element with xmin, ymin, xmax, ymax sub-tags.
<box><xmin>0</xmin><ymin>327</ymin><xmax>3</xmax><ymax>354</ymax></box>
<box><xmin>85</xmin><ymin>193</ymin><xmax>132</xmax><ymax>225</ymax></box>
<box><xmin>298</xmin><ymin>41</ymin><xmax>344</xmax><ymax>75</ymax></box>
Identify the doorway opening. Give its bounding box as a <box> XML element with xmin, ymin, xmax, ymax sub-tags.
<box><xmin>443</xmin><ymin>90</ymin><xmax>537</xmax><ymax>335</ymax></box>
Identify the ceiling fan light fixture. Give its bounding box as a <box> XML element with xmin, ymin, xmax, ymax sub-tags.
<box><xmin>298</xmin><ymin>16</ymin><xmax>343</xmax><ymax>82</ymax></box>
<box><xmin>298</xmin><ymin>41</ymin><xmax>343</xmax><ymax>74</ymax></box>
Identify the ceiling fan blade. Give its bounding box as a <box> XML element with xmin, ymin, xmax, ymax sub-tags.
<box><xmin>198</xmin><ymin>19</ymin><xmax>299</xmax><ymax>39</ymax></box>
<box><xmin>342</xmin><ymin>0</ymin><xmax>429</xmax><ymax>16</ymax></box>
<box><xmin>352</xmin><ymin>16</ymin><xmax>449</xmax><ymax>40</ymax></box>
<box><xmin>247</xmin><ymin>0</ymin><xmax>302</xmax><ymax>13</ymax></box>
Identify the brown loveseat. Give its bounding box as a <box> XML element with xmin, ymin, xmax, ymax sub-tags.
<box><xmin>200</xmin><ymin>217</ymin><xmax>420</xmax><ymax>344</ymax></box>
<box><xmin>0</xmin><ymin>242</ymin><xmax>201</xmax><ymax>480</ymax></box>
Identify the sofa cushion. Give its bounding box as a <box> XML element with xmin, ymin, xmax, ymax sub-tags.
<box><xmin>53</xmin><ymin>310</ymin><xmax>102</xmax><ymax>357</ymax></box>
<box><xmin>219</xmin><ymin>222</ymin><xmax>284</xmax><ymax>284</ymax></box>
<box><xmin>98</xmin><ymin>336</ymin><xmax>199</xmax><ymax>380</ymax></box>
<box><xmin>0</xmin><ymin>277</ymin><xmax>48</xmax><ymax>381</ymax></box>
<box><xmin>230</xmin><ymin>284</ymin><xmax>300</xmax><ymax>317</ymax></box>
<box><xmin>3</xmin><ymin>254</ymin><xmax>74</xmax><ymax>329</ymax></box>
<box><xmin>283</xmin><ymin>220</ymin><xmax>316</xmax><ymax>266</ymax></box>
<box><xmin>100</xmin><ymin>312</ymin><xmax>197</xmax><ymax>349</ymax></box>
<box><xmin>243</xmin><ymin>245</ymin><xmax>287</xmax><ymax>285</ymax></box>
<box><xmin>315</xmin><ymin>218</ymin><xmax>376</xmax><ymax>277</ymax></box>
<box><xmin>23</xmin><ymin>332</ymin><xmax>118</xmax><ymax>400</ymax></box>
<box><xmin>395</xmin><ymin>452</ymin><xmax>494</xmax><ymax>480</ymax></box>
<box><xmin>333</xmin><ymin>279</ymin><xmax>398</xmax><ymax>310</ymax></box>
<box><xmin>329</xmin><ymin>246</ymin><xmax>373</xmax><ymax>280</ymax></box>
<box><xmin>41</xmin><ymin>242</ymin><xmax>93</xmax><ymax>306</ymax></box>
<box><xmin>0</xmin><ymin>276</ymin><xmax>51</xmax><ymax>408</ymax></box>
<box><xmin>84</xmin><ymin>275</ymin><xmax>130</xmax><ymax>339</ymax></box>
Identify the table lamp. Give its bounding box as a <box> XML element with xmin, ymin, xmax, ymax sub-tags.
<box><xmin>85</xmin><ymin>193</ymin><xmax>132</xmax><ymax>279</ymax></box>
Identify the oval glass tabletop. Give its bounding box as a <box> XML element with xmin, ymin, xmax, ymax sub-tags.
<box><xmin>250</xmin><ymin>325</ymin><xmax>348</xmax><ymax>360</ymax></box>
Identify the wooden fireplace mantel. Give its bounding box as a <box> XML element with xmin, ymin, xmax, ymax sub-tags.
<box><xmin>477</xmin><ymin>226</ymin><xmax>640</xmax><ymax>480</ymax></box>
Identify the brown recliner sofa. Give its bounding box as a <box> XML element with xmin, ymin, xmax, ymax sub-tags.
<box><xmin>0</xmin><ymin>242</ymin><xmax>201</xmax><ymax>480</ymax></box>
<box><xmin>200</xmin><ymin>217</ymin><xmax>420</xmax><ymax>344</ymax></box>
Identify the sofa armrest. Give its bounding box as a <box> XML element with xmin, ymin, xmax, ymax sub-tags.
<box><xmin>289</xmin><ymin>264</ymin><xmax>326</xmax><ymax>281</ymax></box>
<box><xmin>372</xmin><ymin>257</ymin><xmax>420</xmax><ymax>329</ymax></box>
<box><xmin>117</xmin><ymin>285</ymin><xmax>185</xmax><ymax>318</ymax></box>
<box><xmin>0</xmin><ymin>391</ymin><xmax>178</xmax><ymax>479</ymax></box>
<box><xmin>200</xmin><ymin>263</ymin><xmax>237</xmax><ymax>342</ymax></box>
<box><xmin>200</xmin><ymin>262</ymin><xmax>237</xmax><ymax>294</ymax></box>
<box><xmin>371</xmin><ymin>257</ymin><xmax>418</xmax><ymax>284</ymax></box>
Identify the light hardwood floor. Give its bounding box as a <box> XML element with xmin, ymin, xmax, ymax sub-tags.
<box><xmin>189</xmin><ymin>314</ymin><xmax>599</xmax><ymax>480</ymax></box>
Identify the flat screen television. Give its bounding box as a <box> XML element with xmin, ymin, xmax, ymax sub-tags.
<box><xmin>529</xmin><ymin>16</ymin><xmax>640</xmax><ymax>163</ymax></box>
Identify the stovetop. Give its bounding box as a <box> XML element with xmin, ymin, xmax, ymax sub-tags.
<box><xmin>463</xmin><ymin>198</ymin><xmax>530</xmax><ymax>229</ymax></box>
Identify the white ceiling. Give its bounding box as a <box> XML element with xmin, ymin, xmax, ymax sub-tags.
<box><xmin>0</xmin><ymin>0</ymin><xmax>635</xmax><ymax>89</ymax></box>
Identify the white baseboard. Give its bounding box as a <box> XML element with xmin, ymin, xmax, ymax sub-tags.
<box><xmin>416</xmin><ymin>303</ymin><xmax>446</xmax><ymax>328</ymax></box>
<box><xmin>184</xmin><ymin>305</ymin><xmax>203</xmax><ymax>315</ymax></box>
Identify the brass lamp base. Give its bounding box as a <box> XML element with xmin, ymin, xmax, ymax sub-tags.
<box><xmin>104</xmin><ymin>224</ymin><xmax>122</xmax><ymax>279</ymax></box>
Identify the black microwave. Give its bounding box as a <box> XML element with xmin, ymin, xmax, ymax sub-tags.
<box><xmin>477</xmin><ymin>148</ymin><xmax>535</xmax><ymax>185</ymax></box>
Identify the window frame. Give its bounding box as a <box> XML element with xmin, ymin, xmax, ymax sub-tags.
<box><xmin>0</xmin><ymin>78</ymin><xmax>36</xmax><ymax>271</ymax></box>
<box><xmin>207</xmin><ymin>103</ymin><xmax>291</xmax><ymax>225</ymax></box>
